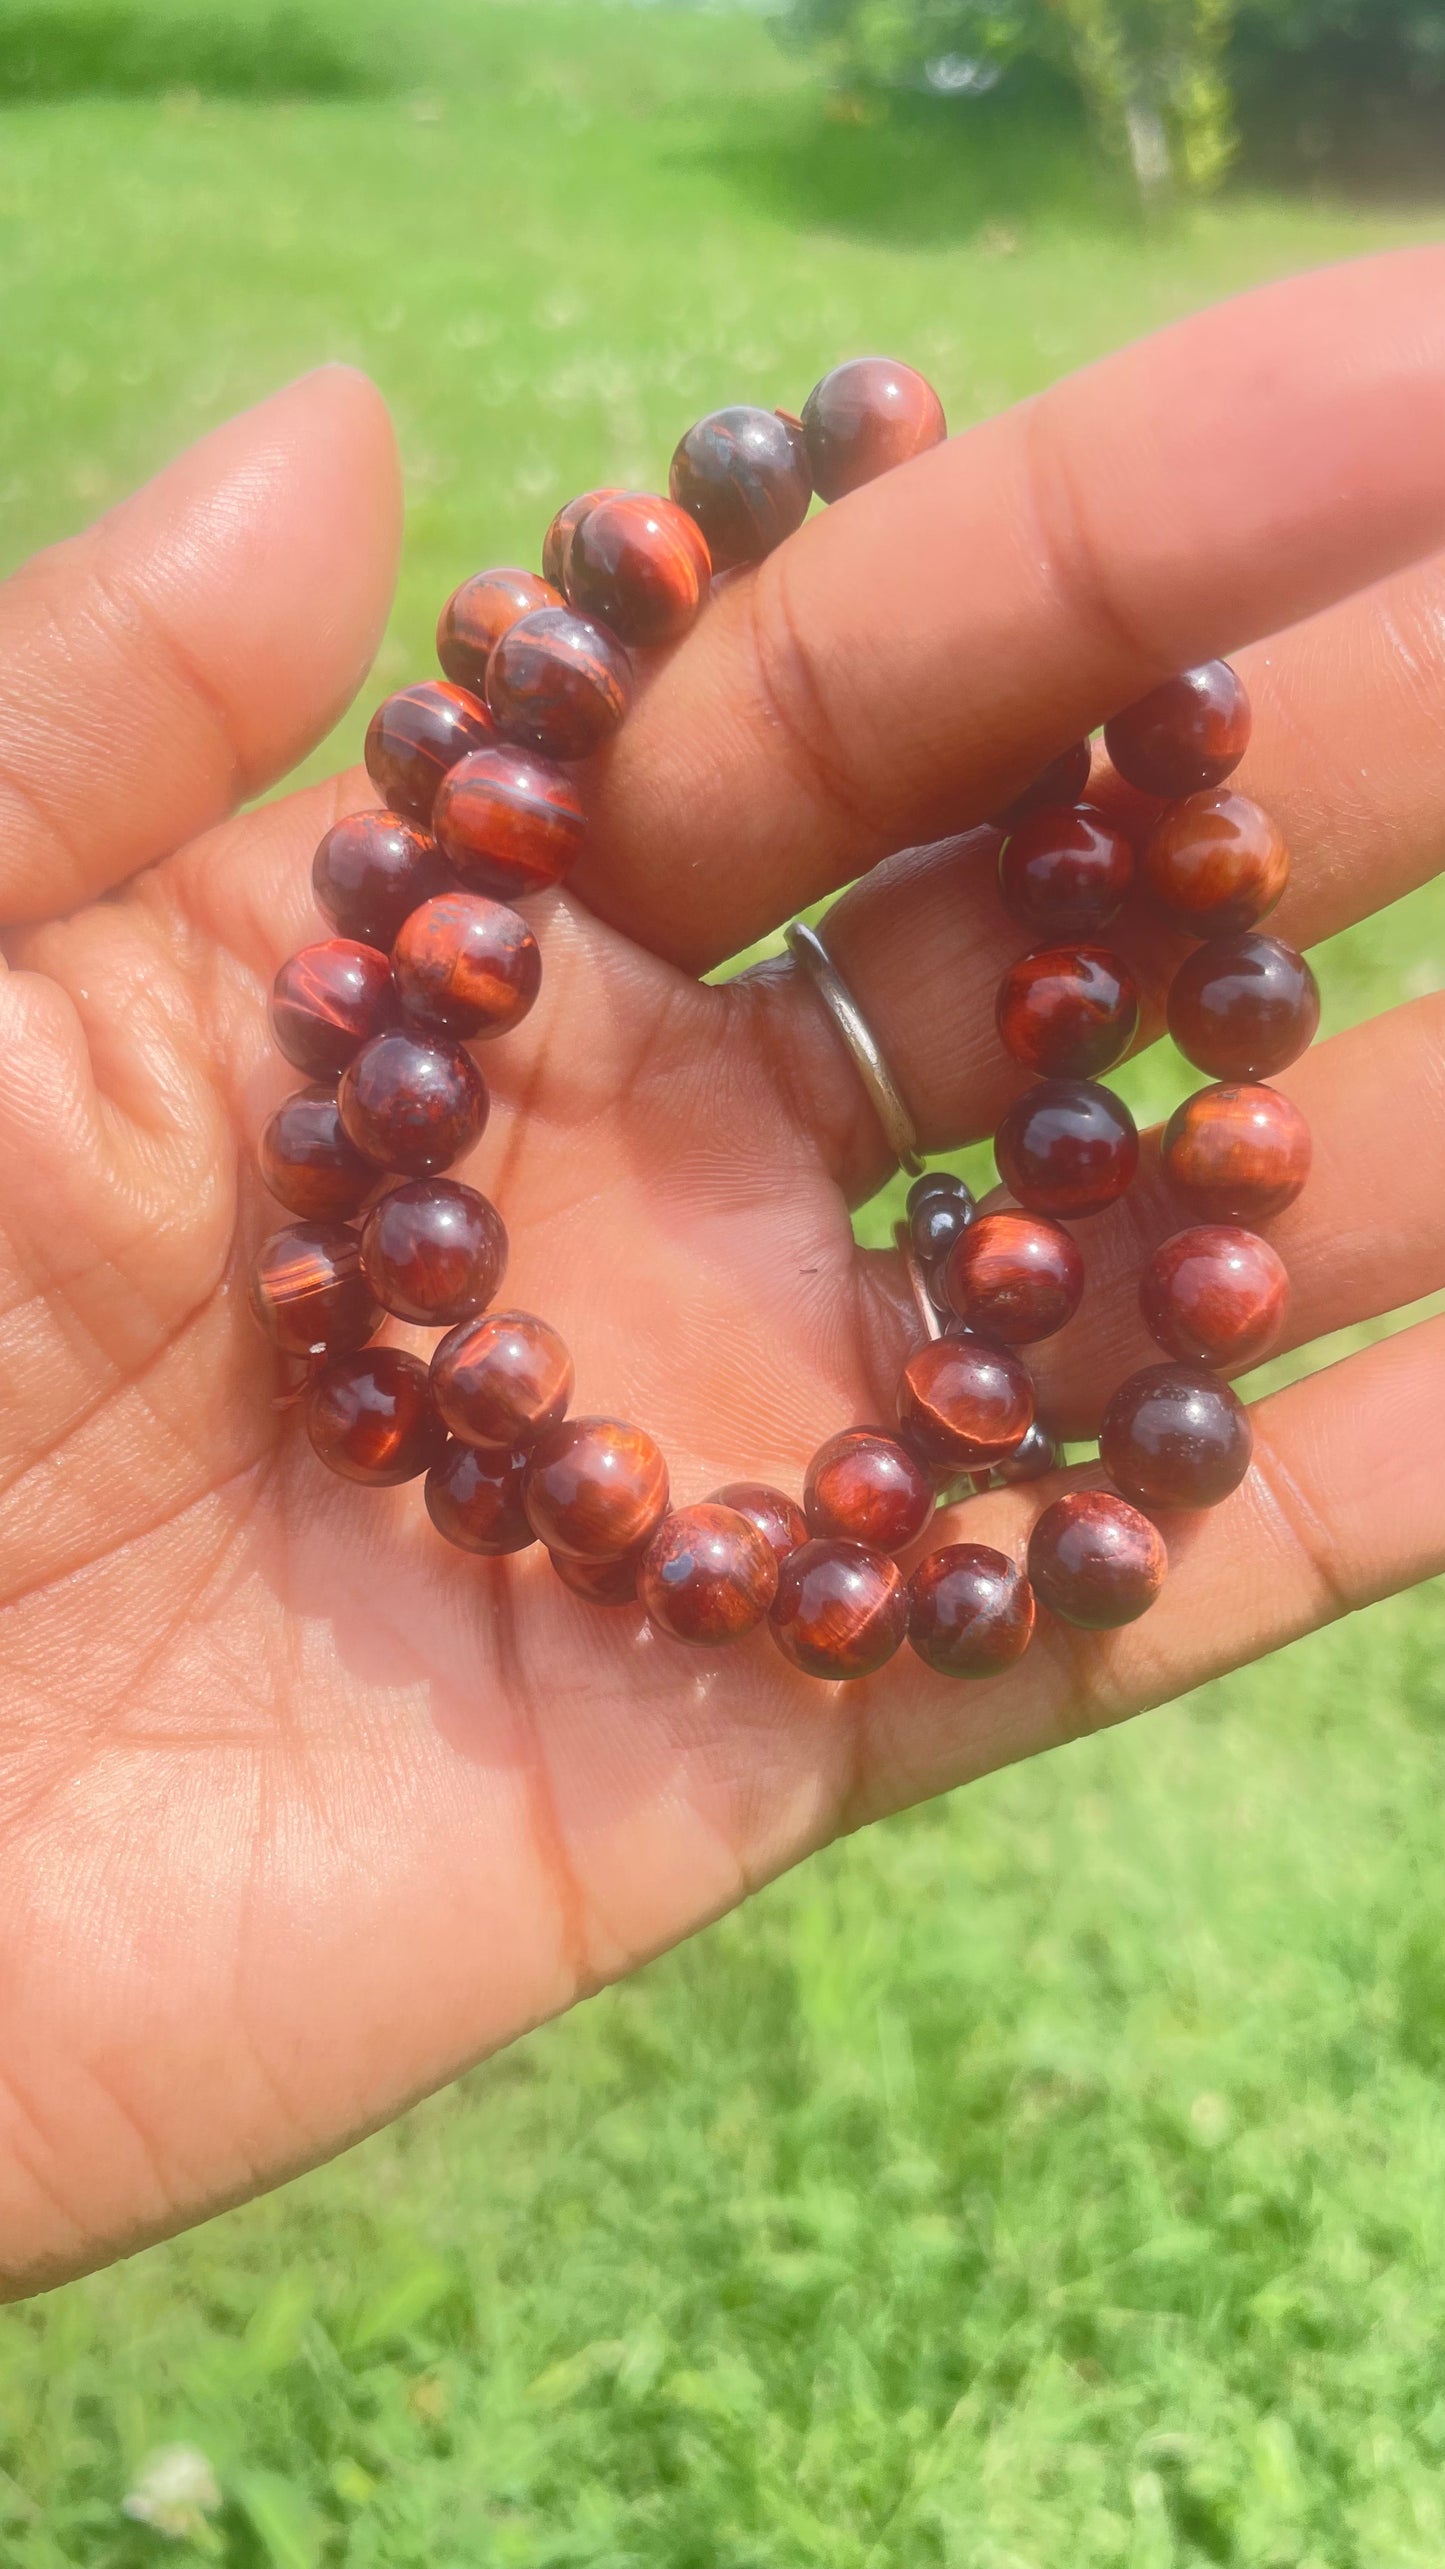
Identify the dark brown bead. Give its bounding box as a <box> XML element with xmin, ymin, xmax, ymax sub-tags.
<box><xmin>998</xmin><ymin>805</ymin><xmax>1133</xmax><ymax>939</ymax></box>
<box><xmin>338</xmin><ymin>1028</ymin><xmax>489</xmax><ymax>1178</ymax></box>
<box><xmin>907</xmin><ymin>1543</ymin><xmax>1035</xmax><ymax>1678</ymax></box>
<box><xmin>1167</xmin><ymin>932</ymin><xmax>1319</xmax><ymax>1082</ymax></box>
<box><xmin>425</xmin><ymin>1439</ymin><xmax>535</xmax><ymax>1555</ymax></box>
<box><xmin>1141</xmin><ymin>789</ymin><xmax>1289</xmax><ymax>936</ymax></box>
<box><xmin>486</xmin><ymin>608</ymin><xmax>632</xmax><ymax>762</ymax></box>
<box><xmin>392</xmin><ymin>891</ymin><xmax>541</xmax><ymax>1040</ymax></box>
<box><xmin>1101</xmin><ymin>1361</ymin><xmax>1253</xmax><ymax>1511</ymax></box>
<box><xmin>801</xmin><ymin>357</ymin><xmax>946</xmax><ymax>502</ymax></box>
<box><xmin>312</xmin><ymin>811</ymin><xmax>451</xmax><ymax>950</ymax></box>
<box><xmin>249</xmin><ymin>1220</ymin><xmax>380</xmax><ymax>1360</ymax></box>
<box><xmin>639</xmin><ymin>1503</ymin><xmax>779</xmax><ymax>1646</ymax></box>
<box><xmin>364</xmin><ymin>680</ymin><xmax>496</xmax><ymax>827</ymax></box>
<box><xmin>769</xmin><ymin>1538</ymin><xmax>908</xmax><ymax>1681</ymax></box>
<box><xmin>994</xmin><ymin>1078</ymin><xmax>1139</xmax><ymax>1219</ymax></box>
<box><xmin>566</xmin><ymin>492</ymin><xmax>711</xmax><ymax>649</ymax></box>
<box><xmin>995</xmin><ymin>1420</ymin><xmax>1061</xmax><ymax>1484</ymax></box>
<box><xmin>432</xmin><ymin>1310</ymin><xmax>573</xmax><ymax>1451</ymax></box>
<box><xmin>1140</xmin><ymin>1223</ymin><xmax>1289</xmax><ymax>1371</ymax></box>
<box><xmin>523</xmin><ymin>1417</ymin><xmax>669</xmax><ymax>1561</ymax></box>
<box><xmin>548</xmin><ymin>1546</ymin><xmax>645</xmax><ymax>1607</ymax></box>
<box><xmin>997</xmin><ymin>944</ymin><xmax>1139</xmax><ymax>1081</ymax></box>
<box><xmin>668</xmin><ymin>407</ymin><xmax>812</xmax><ymax>571</ymax></box>
<box><xmin>897</xmin><ymin>1334</ymin><xmax>1034</xmax><ymax>1471</ymax></box>
<box><xmin>269</xmin><ymin>939</ymin><xmax>396</xmax><ymax>1080</ymax></box>
<box><xmin>905</xmin><ymin>1169</ymin><xmax>975</xmax><ymax>1266</ymax></box>
<box><xmin>542</xmin><ymin>488</ymin><xmax>627</xmax><ymax>594</ymax></box>
<box><xmin>989</xmin><ymin>742</ymin><xmax>1093</xmax><ymax>830</ymax></box>
<box><xmin>707</xmin><ymin>1481</ymin><xmax>808</xmax><ymax>1569</ymax></box>
<box><xmin>1104</xmin><ymin>661</ymin><xmax>1251</xmax><ymax>799</ymax></box>
<box><xmin>943</xmin><ymin>1210</ymin><xmax>1084</xmax><ymax>1346</ymax></box>
<box><xmin>360</xmin><ymin>1178</ymin><xmax>507</xmax><ymax>1326</ymax></box>
<box><xmin>1027</xmin><ymin>1491</ymin><xmax>1167</xmax><ymax>1629</ymax></box>
<box><xmin>259</xmin><ymin>1085</ymin><xmax>378</xmax><ymax>1221</ymax></box>
<box><xmin>432</xmin><ymin>745</ymin><xmax>585</xmax><ymax>903</ymax></box>
<box><xmin>804</xmin><ymin>1427</ymin><xmax>934</xmax><ymax>1554</ymax></box>
<box><xmin>306</xmin><ymin>1346</ymin><xmax>441</xmax><ymax>1486</ymax></box>
<box><xmin>1160</xmin><ymin>1082</ymin><xmax>1310</xmax><ymax>1224</ymax></box>
<box><xmin>436</xmin><ymin>568</ymin><xmax>563</xmax><ymax>694</ymax></box>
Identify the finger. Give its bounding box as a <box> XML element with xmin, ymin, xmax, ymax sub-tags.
<box><xmin>0</xmin><ymin>367</ymin><xmax>400</xmax><ymax>925</ymax></box>
<box><xmin>579</xmin><ymin>246</ymin><xmax>1445</xmax><ymax>970</ymax></box>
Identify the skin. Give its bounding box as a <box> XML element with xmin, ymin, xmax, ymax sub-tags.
<box><xmin>1</xmin><ymin>251</ymin><xmax>1445</xmax><ymax>2296</ymax></box>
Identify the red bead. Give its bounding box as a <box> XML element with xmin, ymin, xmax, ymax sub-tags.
<box><xmin>549</xmin><ymin>1546</ymin><xmax>645</xmax><ymax>1607</ymax></box>
<box><xmin>1161</xmin><ymin>1082</ymin><xmax>1310</xmax><ymax>1224</ymax></box>
<box><xmin>437</xmin><ymin>568</ymin><xmax>563</xmax><ymax>695</ymax></box>
<box><xmin>943</xmin><ymin>1210</ymin><xmax>1084</xmax><ymax>1346</ymax></box>
<box><xmin>269</xmin><ymin>939</ymin><xmax>396</xmax><ymax>1080</ymax></box>
<box><xmin>1101</xmin><ymin>1361</ymin><xmax>1253</xmax><ymax>1510</ymax></box>
<box><xmin>306</xmin><ymin>1346</ymin><xmax>441</xmax><ymax>1486</ymax></box>
<box><xmin>639</xmin><ymin>1503</ymin><xmax>779</xmax><ymax>1645</ymax></box>
<box><xmin>338</xmin><ymin>1028</ymin><xmax>489</xmax><ymax>1177</ymax></box>
<box><xmin>989</xmin><ymin>742</ymin><xmax>1093</xmax><ymax>829</ymax></box>
<box><xmin>542</xmin><ymin>488</ymin><xmax>628</xmax><ymax>593</ymax></box>
<box><xmin>249</xmin><ymin>1220</ymin><xmax>380</xmax><ymax>1360</ymax></box>
<box><xmin>360</xmin><ymin>1178</ymin><xmax>506</xmax><ymax>1326</ymax></box>
<box><xmin>769</xmin><ymin>1538</ymin><xmax>908</xmax><ymax>1680</ymax></box>
<box><xmin>998</xmin><ymin>805</ymin><xmax>1133</xmax><ymax>939</ymax></box>
<box><xmin>259</xmin><ymin>1086</ymin><xmax>378</xmax><ymax>1221</ymax></box>
<box><xmin>523</xmin><ymin>1417</ymin><xmax>669</xmax><ymax>1561</ymax></box>
<box><xmin>432</xmin><ymin>745</ymin><xmax>585</xmax><ymax>902</ymax></box>
<box><xmin>431</xmin><ymin>1310</ymin><xmax>573</xmax><ymax>1450</ymax></box>
<box><xmin>994</xmin><ymin>1078</ymin><xmax>1139</xmax><ymax>1219</ymax></box>
<box><xmin>1140</xmin><ymin>1224</ymin><xmax>1289</xmax><ymax>1371</ymax></box>
<box><xmin>425</xmin><ymin>1440</ymin><xmax>535</xmax><ymax>1555</ymax></box>
<box><xmin>312</xmin><ymin>811</ymin><xmax>451</xmax><ymax>949</ymax></box>
<box><xmin>907</xmin><ymin>1544</ymin><xmax>1035</xmax><ymax>1678</ymax></box>
<box><xmin>668</xmin><ymin>408</ymin><xmax>812</xmax><ymax>571</ymax></box>
<box><xmin>801</xmin><ymin>358</ymin><xmax>946</xmax><ymax>501</ymax></box>
<box><xmin>1142</xmin><ymin>789</ymin><xmax>1289</xmax><ymax>936</ymax></box>
<box><xmin>1167</xmin><ymin>932</ymin><xmax>1319</xmax><ymax>1082</ymax></box>
<box><xmin>1027</xmin><ymin>1492</ymin><xmax>1167</xmax><ymax>1629</ymax></box>
<box><xmin>1104</xmin><ymin>661</ymin><xmax>1251</xmax><ymax>799</ymax></box>
<box><xmin>804</xmin><ymin>1427</ymin><xmax>934</xmax><ymax>1554</ymax></box>
<box><xmin>897</xmin><ymin>1334</ymin><xmax>1034</xmax><ymax>1471</ymax></box>
<box><xmin>566</xmin><ymin>492</ymin><xmax>711</xmax><ymax>649</ymax></box>
<box><xmin>996</xmin><ymin>1420</ymin><xmax>1060</xmax><ymax>1484</ymax></box>
<box><xmin>707</xmin><ymin>1481</ymin><xmax>808</xmax><ymax>1569</ymax></box>
<box><xmin>392</xmin><ymin>891</ymin><xmax>541</xmax><ymax>1040</ymax></box>
<box><xmin>364</xmin><ymin>680</ymin><xmax>496</xmax><ymax>826</ymax></box>
<box><xmin>486</xmin><ymin>608</ymin><xmax>632</xmax><ymax>762</ymax></box>
<box><xmin>996</xmin><ymin>944</ymin><xmax>1139</xmax><ymax>1081</ymax></box>
<box><xmin>905</xmin><ymin>1170</ymin><xmax>975</xmax><ymax>1266</ymax></box>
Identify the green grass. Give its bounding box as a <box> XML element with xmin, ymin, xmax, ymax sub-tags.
<box><xmin>2</xmin><ymin>4</ymin><xmax>1445</xmax><ymax>2560</ymax></box>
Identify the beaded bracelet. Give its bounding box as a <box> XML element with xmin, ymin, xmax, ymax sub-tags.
<box><xmin>249</xmin><ymin>357</ymin><xmax>1315</xmax><ymax>1684</ymax></box>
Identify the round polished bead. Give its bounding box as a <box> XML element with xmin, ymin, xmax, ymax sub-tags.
<box><xmin>269</xmin><ymin>939</ymin><xmax>396</xmax><ymax>1080</ymax></box>
<box><xmin>306</xmin><ymin>1346</ymin><xmax>441</xmax><ymax>1486</ymax></box>
<box><xmin>995</xmin><ymin>1420</ymin><xmax>1061</xmax><ymax>1485</ymax></box>
<box><xmin>801</xmin><ymin>357</ymin><xmax>946</xmax><ymax>502</ymax></box>
<box><xmin>486</xmin><ymin>607</ymin><xmax>632</xmax><ymax>762</ymax></box>
<box><xmin>432</xmin><ymin>1310</ymin><xmax>573</xmax><ymax>1451</ymax></box>
<box><xmin>1027</xmin><ymin>1491</ymin><xmax>1167</xmax><ymax>1630</ymax></box>
<box><xmin>639</xmin><ymin>1503</ymin><xmax>779</xmax><ymax>1646</ymax></box>
<box><xmin>1104</xmin><ymin>661</ymin><xmax>1251</xmax><ymax>799</ymax></box>
<box><xmin>994</xmin><ymin>1078</ymin><xmax>1139</xmax><ymax>1219</ymax></box>
<box><xmin>897</xmin><ymin>1333</ymin><xmax>1034</xmax><ymax>1471</ymax></box>
<box><xmin>907</xmin><ymin>1544</ymin><xmax>1035</xmax><ymax>1678</ymax></box>
<box><xmin>1160</xmin><ymin>1082</ymin><xmax>1310</xmax><ymax>1224</ymax></box>
<box><xmin>1140</xmin><ymin>1224</ymin><xmax>1289</xmax><ymax>1371</ymax></box>
<box><xmin>542</xmin><ymin>487</ymin><xmax>627</xmax><ymax>593</ymax></box>
<box><xmin>523</xmin><ymin>1417</ymin><xmax>669</xmax><ymax>1561</ymax></box>
<box><xmin>997</xmin><ymin>944</ymin><xmax>1140</xmax><ymax>1081</ymax></box>
<box><xmin>998</xmin><ymin>805</ymin><xmax>1133</xmax><ymax>939</ymax></box>
<box><xmin>943</xmin><ymin>1210</ymin><xmax>1085</xmax><ymax>1346</ymax></box>
<box><xmin>1141</xmin><ymin>789</ymin><xmax>1289</xmax><ymax>936</ymax></box>
<box><xmin>338</xmin><ymin>1027</ymin><xmax>489</xmax><ymax>1178</ymax></box>
<box><xmin>769</xmin><ymin>1538</ymin><xmax>908</xmax><ymax>1681</ymax></box>
<box><xmin>360</xmin><ymin>1178</ymin><xmax>507</xmax><ymax>1326</ymax></box>
<box><xmin>259</xmin><ymin>1086</ymin><xmax>378</xmax><ymax>1221</ymax></box>
<box><xmin>364</xmin><ymin>680</ymin><xmax>496</xmax><ymax>826</ymax></box>
<box><xmin>549</xmin><ymin>1546</ymin><xmax>645</xmax><ymax>1607</ymax></box>
<box><xmin>432</xmin><ymin>744</ymin><xmax>585</xmax><ymax>903</ymax></box>
<box><xmin>312</xmin><ymin>811</ymin><xmax>451</xmax><ymax>950</ymax></box>
<box><xmin>249</xmin><ymin>1220</ymin><xmax>380</xmax><ymax>1360</ymax></box>
<box><xmin>1101</xmin><ymin>1361</ymin><xmax>1253</xmax><ymax>1511</ymax></box>
<box><xmin>905</xmin><ymin>1169</ymin><xmax>975</xmax><ymax>1266</ymax></box>
<box><xmin>668</xmin><ymin>407</ymin><xmax>812</xmax><ymax>571</ymax></box>
<box><xmin>707</xmin><ymin>1481</ymin><xmax>808</xmax><ymax>1569</ymax></box>
<box><xmin>989</xmin><ymin>741</ymin><xmax>1093</xmax><ymax>830</ymax></box>
<box><xmin>804</xmin><ymin>1426</ymin><xmax>934</xmax><ymax>1554</ymax></box>
<box><xmin>425</xmin><ymin>1439</ymin><xmax>535</xmax><ymax>1555</ymax></box>
<box><xmin>392</xmin><ymin>891</ymin><xmax>541</xmax><ymax>1040</ymax></box>
<box><xmin>566</xmin><ymin>492</ymin><xmax>711</xmax><ymax>649</ymax></box>
<box><xmin>436</xmin><ymin>567</ymin><xmax>563</xmax><ymax>694</ymax></box>
<box><xmin>1167</xmin><ymin>932</ymin><xmax>1319</xmax><ymax>1083</ymax></box>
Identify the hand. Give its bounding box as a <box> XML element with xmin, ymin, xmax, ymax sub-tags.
<box><xmin>2</xmin><ymin>251</ymin><xmax>1444</xmax><ymax>2296</ymax></box>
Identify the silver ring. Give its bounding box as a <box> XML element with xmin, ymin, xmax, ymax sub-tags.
<box><xmin>784</xmin><ymin>918</ymin><xmax>923</xmax><ymax>1176</ymax></box>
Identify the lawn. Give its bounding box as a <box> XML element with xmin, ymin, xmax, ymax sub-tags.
<box><xmin>1</xmin><ymin>3</ymin><xmax>1444</xmax><ymax>2561</ymax></box>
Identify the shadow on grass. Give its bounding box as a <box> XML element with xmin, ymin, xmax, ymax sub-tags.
<box><xmin>0</xmin><ymin>3</ymin><xmax>380</xmax><ymax>99</ymax></box>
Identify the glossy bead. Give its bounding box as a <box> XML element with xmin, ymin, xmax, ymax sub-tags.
<box><xmin>486</xmin><ymin>607</ymin><xmax>632</xmax><ymax>762</ymax></box>
<box><xmin>566</xmin><ymin>492</ymin><xmax>711</xmax><ymax>649</ymax></box>
<box><xmin>364</xmin><ymin>680</ymin><xmax>496</xmax><ymax>826</ymax></box>
<box><xmin>360</xmin><ymin>1178</ymin><xmax>507</xmax><ymax>1326</ymax></box>
<box><xmin>433</xmin><ymin>744</ymin><xmax>585</xmax><ymax>903</ymax></box>
<box><xmin>994</xmin><ymin>1078</ymin><xmax>1139</xmax><ymax>1219</ymax></box>
<box><xmin>1167</xmin><ymin>932</ymin><xmax>1319</xmax><ymax>1082</ymax></box>
<box><xmin>638</xmin><ymin>1503</ymin><xmax>779</xmax><ymax>1646</ymax></box>
<box><xmin>1140</xmin><ymin>1224</ymin><xmax>1289</xmax><ymax>1371</ymax></box>
<box><xmin>907</xmin><ymin>1544</ymin><xmax>1035</xmax><ymax>1678</ymax></box>
<box><xmin>269</xmin><ymin>939</ymin><xmax>396</xmax><ymax>1080</ymax></box>
<box><xmin>259</xmin><ymin>1086</ymin><xmax>377</xmax><ymax>1221</ymax></box>
<box><xmin>338</xmin><ymin>1028</ymin><xmax>488</xmax><ymax>1177</ymax></box>
<box><xmin>1104</xmin><ymin>661</ymin><xmax>1251</xmax><ymax>799</ymax></box>
<box><xmin>312</xmin><ymin>811</ymin><xmax>451</xmax><ymax>950</ymax></box>
<box><xmin>989</xmin><ymin>741</ymin><xmax>1093</xmax><ymax>830</ymax></box>
<box><xmin>541</xmin><ymin>487</ymin><xmax>627</xmax><ymax>593</ymax></box>
<box><xmin>432</xmin><ymin>1310</ymin><xmax>573</xmax><ymax>1451</ymax></box>
<box><xmin>801</xmin><ymin>357</ymin><xmax>946</xmax><ymax>502</ymax></box>
<box><xmin>1160</xmin><ymin>1082</ymin><xmax>1310</xmax><ymax>1224</ymax></box>
<box><xmin>306</xmin><ymin>1346</ymin><xmax>441</xmax><ymax>1486</ymax></box>
<box><xmin>997</xmin><ymin>944</ymin><xmax>1139</xmax><ymax>1081</ymax></box>
<box><xmin>548</xmin><ymin>1546</ymin><xmax>645</xmax><ymax>1607</ymax></box>
<box><xmin>804</xmin><ymin>1427</ymin><xmax>934</xmax><ymax>1554</ymax></box>
<box><xmin>1101</xmin><ymin>1361</ymin><xmax>1253</xmax><ymax>1510</ymax></box>
<box><xmin>392</xmin><ymin>891</ymin><xmax>540</xmax><ymax>1040</ymax></box>
<box><xmin>897</xmin><ymin>1334</ymin><xmax>1034</xmax><ymax>1471</ymax></box>
<box><xmin>905</xmin><ymin>1169</ymin><xmax>975</xmax><ymax>1266</ymax></box>
<box><xmin>668</xmin><ymin>407</ymin><xmax>812</xmax><ymax>571</ymax></box>
<box><xmin>998</xmin><ymin>805</ymin><xmax>1133</xmax><ymax>939</ymax></box>
<box><xmin>769</xmin><ymin>1539</ymin><xmax>908</xmax><ymax>1680</ymax></box>
<box><xmin>425</xmin><ymin>1439</ymin><xmax>535</xmax><ymax>1556</ymax></box>
<box><xmin>249</xmin><ymin>1220</ymin><xmax>380</xmax><ymax>1360</ymax></box>
<box><xmin>1141</xmin><ymin>789</ymin><xmax>1289</xmax><ymax>936</ymax></box>
<box><xmin>436</xmin><ymin>567</ymin><xmax>562</xmax><ymax>694</ymax></box>
<box><xmin>523</xmin><ymin>1417</ymin><xmax>669</xmax><ymax>1561</ymax></box>
<box><xmin>995</xmin><ymin>1420</ymin><xmax>1061</xmax><ymax>1484</ymax></box>
<box><xmin>1027</xmin><ymin>1491</ymin><xmax>1167</xmax><ymax>1630</ymax></box>
<box><xmin>707</xmin><ymin>1481</ymin><xmax>808</xmax><ymax>1569</ymax></box>
<box><xmin>943</xmin><ymin>1210</ymin><xmax>1084</xmax><ymax>1346</ymax></box>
